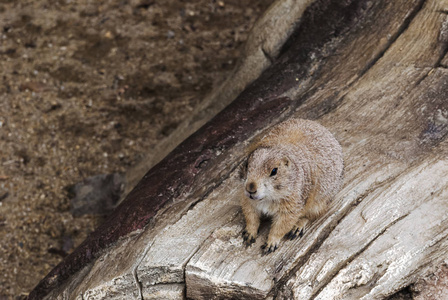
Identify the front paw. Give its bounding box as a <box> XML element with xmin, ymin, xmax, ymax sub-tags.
<box><xmin>261</xmin><ymin>241</ymin><xmax>279</xmax><ymax>255</ymax></box>
<box><xmin>242</xmin><ymin>229</ymin><xmax>256</xmax><ymax>246</ymax></box>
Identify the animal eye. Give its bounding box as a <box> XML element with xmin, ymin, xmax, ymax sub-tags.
<box><xmin>270</xmin><ymin>168</ymin><xmax>278</xmax><ymax>177</ymax></box>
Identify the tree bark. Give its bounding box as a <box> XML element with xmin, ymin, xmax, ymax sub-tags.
<box><xmin>28</xmin><ymin>0</ymin><xmax>448</xmax><ymax>299</ymax></box>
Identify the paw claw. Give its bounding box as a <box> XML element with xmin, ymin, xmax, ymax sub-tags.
<box><xmin>261</xmin><ymin>242</ymin><xmax>278</xmax><ymax>254</ymax></box>
<box><xmin>242</xmin><ymin>229</ymin><xmax>256</xmax><ymax>247</ymax></box>
<box><xmin>285</xmin><ymin>227</ymin><xmax>304</xmax><ymax>240</ymax></box>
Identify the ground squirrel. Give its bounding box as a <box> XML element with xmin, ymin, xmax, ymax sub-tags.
<box><xmin>241</xmin><ymin>118</ymin><xmax>343</xmax><ymax>254</ymax></box>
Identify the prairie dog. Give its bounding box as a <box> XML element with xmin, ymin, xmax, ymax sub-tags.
<box><xmin>241</xmin><ymin>118</ymin><xmax>343</xmax><ymax>254</ymax></box>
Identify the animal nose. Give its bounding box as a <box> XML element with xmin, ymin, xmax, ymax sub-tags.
<box><xmin>246</xmin><ymin>182</ymin><xmax>257</xmax><ymax>194</ymax></box>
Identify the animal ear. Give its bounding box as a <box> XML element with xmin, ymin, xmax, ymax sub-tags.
<box><xmin>238</xmin><ymin>158</ymin><xmax>248</xmax><ymax>180</ymax></box>
<box><xmin>283</xmin><ymin>157</ymin><xmax>290</xmax><ymax>167</ymax></box>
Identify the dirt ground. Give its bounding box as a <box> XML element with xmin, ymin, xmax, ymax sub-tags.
<box><xmin>0</xmin><ymin>0</ymin><xmax>272</xmax><ymax>298</ymax></box>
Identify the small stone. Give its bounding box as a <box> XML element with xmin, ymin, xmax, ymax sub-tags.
<box><xmin>167</xmin><ymin>30</ymin><xmax>175</xmax><ymax>39</ymax></box>
<box><xmin>104</xmin><ymin>31</ymin><xmax>113</xmax><ymax>39</ymax></box>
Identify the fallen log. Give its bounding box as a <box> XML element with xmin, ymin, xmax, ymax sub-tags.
<box><xmin>28</xmin><ymin>0</ymin><xmax>448</xmax><ymax>299</ymax></box>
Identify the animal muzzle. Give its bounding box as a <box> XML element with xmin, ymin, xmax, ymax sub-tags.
<box><xmin>245</xmin><ymin>182</ymin><xmax>262</xmax><ymax>200</ymax></box>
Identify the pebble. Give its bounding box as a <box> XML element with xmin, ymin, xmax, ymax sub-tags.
<box><xmin>167</xmin><ymin>30</ymin><xmax>175</xmax><ymax>39</ymax></box>
<box><xmin>104</xmin><ymin>31</ymin><xmax>113</xmax><ymax>39</ymax></box>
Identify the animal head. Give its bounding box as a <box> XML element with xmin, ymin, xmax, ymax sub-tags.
<box><xmin>244</xmin><ymin>147</ymin><xmax>297</xmax><ymax>201</ymax></box>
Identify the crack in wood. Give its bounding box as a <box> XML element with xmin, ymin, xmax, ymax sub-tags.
<box><xmin>357</xmin><ymin>0</ymin><xmax>427</xmax><ymax>79</ymax></box>
<box><xmin>413</xmin><ymin>68</ymin><xmax>435</xmax><ymax>88</ymax></box>
<box><xmin>380</xmin><ymin>226</ymin><xmax>448</xmax><ymax>298</ymax></box>
<box><xmin>437</xmin><ymin>46</ymin><xmax>448</xmax><ymax>68</ymax></box>
<box><xmin>183</xmin><ymin>212</ymin><xmax>244</xmax><ymax>298</ymax></box>
<box><xmin>261</xmin><ymin>45</ymin><xmax>275</xmax><ymax>65</ymax></box>
<box><xmin>133</xmin><ymin>263</ymin><xmax>144</xmax><ymax>300</ymax></box>
<box><xmin>309</xmin><ymin>213</ymin><xmax>410</xmax><ymax>300</ymax></box>
<box><xmin>270</xmin><ymin>221</ymin><xmax>338</xmax><ymax>298</ymax></box>
<box><xmin>133</xmin><ymin>239</ymin><xmax>156</xmax><ymax>298</ymax></box>
<box><xmin>414</xmin><ymin>48</ymin><xmax>448</xmax><ymax>88</ymax></box>
<box><xmin>271</xmin><ymin>226</ymin><xmax>335</xmax><ymax>299</ymax></box>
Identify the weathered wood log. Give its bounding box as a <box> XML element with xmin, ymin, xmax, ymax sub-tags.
<box><xmin>28</xmin><ymin>0</ymin><xmax>448</xmax><ymax>299</ymax></box>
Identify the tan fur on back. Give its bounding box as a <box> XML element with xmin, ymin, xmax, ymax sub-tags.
<box><xmin>241</xmin><ymin>118</ymin><xmax>343</xmax><ymax>253</ymax></box>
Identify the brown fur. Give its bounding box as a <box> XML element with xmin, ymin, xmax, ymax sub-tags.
<box><xmin>241</xmin><ymin>118</ymin><xmax>343</xmax><ymax>253</ymax></box>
